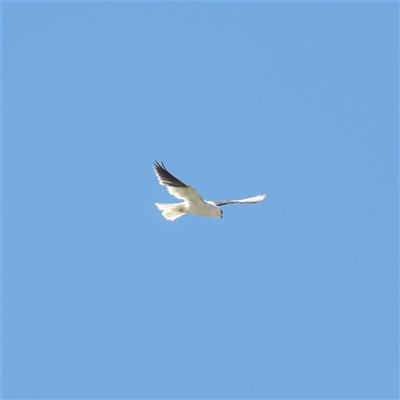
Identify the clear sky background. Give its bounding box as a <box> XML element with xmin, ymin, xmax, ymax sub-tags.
<box><xmin>3</xmin><ymin>2</ymin><xmax>398</xmax><ymax>399</ymax></box>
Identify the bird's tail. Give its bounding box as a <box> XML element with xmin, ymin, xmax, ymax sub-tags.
<box><xmin>155</xmin><ymin>203</ymin><xmax>185</xmax><ymax>221</ymax></box>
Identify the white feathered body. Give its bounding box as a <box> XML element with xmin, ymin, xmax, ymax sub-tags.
<box><xmin>155</xmin><ymin>201</ymin><xmax>221</xmax><ymax>221</ymax></box>
<box><xmin>153</xmin><ymin>161</ymin><xmax>266</xmax><ymax>221</ymax></box>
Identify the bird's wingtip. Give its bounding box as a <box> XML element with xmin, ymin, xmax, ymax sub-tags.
<box><xmin>153</xmin><ymin>160</ymin><xmax>166</xmax><ymax>170</ymax></box>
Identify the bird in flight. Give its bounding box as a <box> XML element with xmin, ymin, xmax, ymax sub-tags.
<box><xmin>153</xmin><ymin>161</ymin><xmax>267</xmax><ymax>221</ymax></box>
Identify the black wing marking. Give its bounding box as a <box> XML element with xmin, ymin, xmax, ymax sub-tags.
<box><xmin>153</xmin><ymin>161</ymin><xmax>189</xmax><ymax>188</ymax></box>
<box><xmin>153</xmin><ymin>161</ymin><xmax>205</xmax><ymax>203</ymax></box>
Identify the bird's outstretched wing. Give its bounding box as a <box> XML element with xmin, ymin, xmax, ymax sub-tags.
<box><xmin>153</xmin><ymin>161</ymin><xmax>204</xmax><ymax>203</ymax></box>
<box><xmin>214</xmin><ymin>194</ymin><xmax>267</xmax><ymax>206</ymax></box>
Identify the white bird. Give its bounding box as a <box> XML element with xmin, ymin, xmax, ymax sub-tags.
<box><xmin>153</xmin><ymin>161</ymin><xmax>267</xmax><ymax>221</ymax></box>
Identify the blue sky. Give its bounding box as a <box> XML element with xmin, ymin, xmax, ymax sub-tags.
<box><xmin>3</xmin><ymin>2</ymin><xmax>398</xmax><ymax>399</ymax></box>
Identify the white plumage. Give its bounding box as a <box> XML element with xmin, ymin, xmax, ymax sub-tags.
<box><xmin>153</xmin><ymin>161</ymin><xmax>267</xmax><ymax>221</ymax></box>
